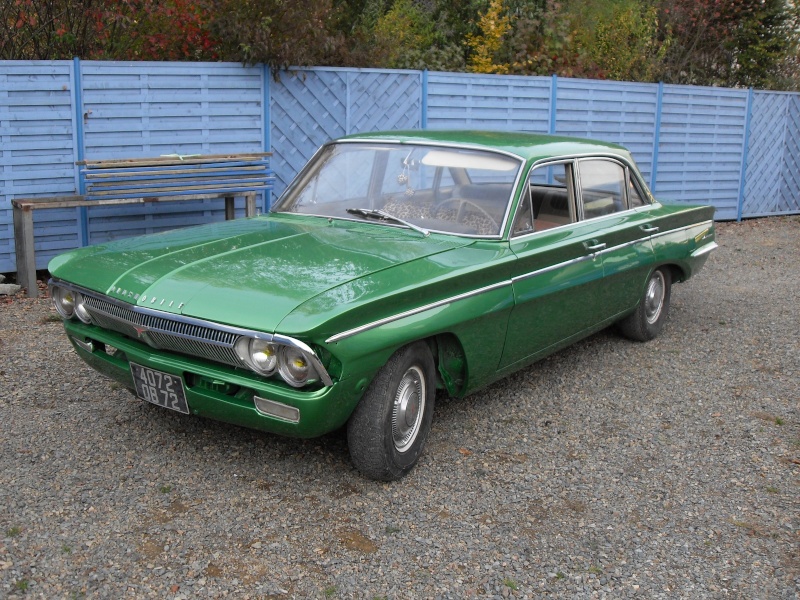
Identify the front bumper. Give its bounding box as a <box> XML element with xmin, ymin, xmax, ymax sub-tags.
<box><xmin>63</xmin><ymin>320</ymin><xmax>367</xmax><ymax>438</ymax></box>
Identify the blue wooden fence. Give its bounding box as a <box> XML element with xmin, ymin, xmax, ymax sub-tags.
<box><xmin>1</xmin><ymin>60</ymin><xmax>799</xmax><ymax>274</ymax></box>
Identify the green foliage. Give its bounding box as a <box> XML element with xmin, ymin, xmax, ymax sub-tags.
<box><xmin>588</xmin><ymin>2</ymin><xmax>670</xmax><ymax>82</ymax></box>
<box><xmin>657</xmin><ymin>0</ymin><xmax>799</xmax><ymax>90</ymax></box>
<box><xmin>1</xmin><ymin>0</ymin><xmax>798</xmax><ymax>89</ymax></box>
<box><xmin>505</xmin><ymin>1</ymin><xmax>599</xmax><ymax>78</ymax></box>
<box><xmin>467</xmin><ymin>0</ymin><xmax>511</xmax><ymax>73</ymax></box>
<box><xmin>346</xmin><ymin>0</ymin><xmax>465</xmax><ymax>70</ymax></box>
<box><xmin>209</xmin><ymin>0</ymin><xmax>344</xmax><ymax>69</ymax></box>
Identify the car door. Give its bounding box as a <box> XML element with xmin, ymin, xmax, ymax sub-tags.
<box><xmin>574</xmin><ymin>158</ymin><xmax>658</xmax><ymax>319</ymax></box>
<box><xmin>499</xmin><ymin>160</ymin><xmax>609</xmax><ymax>370</ymax></box>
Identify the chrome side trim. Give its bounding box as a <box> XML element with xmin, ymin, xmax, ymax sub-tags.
<box><xmin>326</xmin><ymin>280</ymin><xmax>512</xmax><ymax>344</ymax></box>
<box><xmin>512</xmin><ymin>255</ymin><xmax>591</xmax><ymax>284</ymax></box>
<box><xmin>50</xmin><ymin>279</ymin><xmax>333</xmax><ymax>387</ymax></box>
<box><xmin>691</xmin><ymin>241</ymin><xmax>718</xmax><ymax>258</ymax></box>
<box><xmin>650</xmin><ymin>220</ymin><xmax>714</xmax><ymax>242</ymax></box>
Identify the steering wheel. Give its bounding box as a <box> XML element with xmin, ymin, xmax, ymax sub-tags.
<box><xmin>434</xmin><ymin>198</ymin><xmax>500</xmax><ymax>234</ymax></box>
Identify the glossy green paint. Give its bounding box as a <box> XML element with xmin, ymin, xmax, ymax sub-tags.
<box><xmin>49</xmin><ymin>131</ymin><xmax>717</xmax><ymax>441</ymax></box>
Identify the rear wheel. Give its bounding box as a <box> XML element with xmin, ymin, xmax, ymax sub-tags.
<box><xmin>347</xmin><ymin>342</ymin><xmax>435</xmax><ymax>481</ymax></box>
<box><xmin>618</xmin><ymin>267</ymin><xmax>672</xmax><ymax>342</ymax></box>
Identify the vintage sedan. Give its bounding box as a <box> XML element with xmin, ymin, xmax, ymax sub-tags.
<box><xmin>48</xmin><ymin>131</ymin><xmax>717</xmax><ymax>480</ymax></box>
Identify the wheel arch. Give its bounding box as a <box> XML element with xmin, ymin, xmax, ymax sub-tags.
<box><xmin>425</xmin><ymin>333</ymin><xmax>469</xmax><ymax>397</ymax></box>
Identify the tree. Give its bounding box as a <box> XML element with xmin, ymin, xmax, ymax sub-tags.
<box><xmin>207</xmin><ymin>0</ymin><xmax>344</xmax><ymax>69</ymax></box>
<box><xmin>657</xmin><ymin>0</ymin><xmax>799</xmax><ymax>89</ymax></box>
<box><xmin>466</xmin><ymin>0</ymin><xmax>511</xmax><ymax>73</ymax></box>
<box><xmin>588</xmin><ymin>1</ymin><xmax>670</xmax><ymax>82</ymax></box>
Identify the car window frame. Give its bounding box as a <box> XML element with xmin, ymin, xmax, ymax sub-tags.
<box><xmin>574</xmin><ymin>157</ymin><xmax>629</xmax><ymax>221</ymax></box>
<box><xmin>510</xmin><ymin>158</ymin><xmax>577</xmax><ymax>240</ymax></box>
<box><xmin>509</xmin><ymin>153</ymin><xmax>658</xmax><ymax>241</ymax></box>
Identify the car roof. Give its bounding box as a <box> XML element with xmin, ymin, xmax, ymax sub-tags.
<box><xmin>339</xmin><ymin>130</ymin><xmax>631</xmax><ymax>163</ymax></box>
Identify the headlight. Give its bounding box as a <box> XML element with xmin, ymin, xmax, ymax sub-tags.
<box><xmin>235</xmin><ymin>337</ymin><xmax>279</xmax><ymax>375</ymax></box>
<box><xmin>74</xmin><ymin>293</ymin><xmax>92</xmax><ymax>324</ymax></box>
<box><xmin>279</xmin><ymin>346</ymin><xmax>316</xmax><ymax>388</ymax></box>
<box><xmin>52</xmin><ymin>286</ymin><xmax>92</xmax><ymax>323</ymax></box>
<box><xmin>236</xmin><ymin>336</ymin><xmax>326</xmax><ymax>387</ymax></box>
<box><xmin>52</xmin><ymin>286</ymin><xmax>76</xmax><ymax>319</ymax></box>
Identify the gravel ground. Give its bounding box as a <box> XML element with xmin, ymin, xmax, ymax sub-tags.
<box><xmin>1</xmin><ymin>216</ymin><xmax>798</xmax><ymax>599</ymax></box>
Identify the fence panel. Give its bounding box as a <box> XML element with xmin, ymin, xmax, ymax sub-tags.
<box><xmin>555</xmin><ymin>78</ymin><xmax>659</xmax><ymax>183</ymax></box>
<box><xmin>4</xmin><ymin>62</ymin><xmax>800</xmax><ymax>276</ymax></box>
<box><xmin>80</xmin><ymin>62</ymin><xmax>265</xmax><ymax>244</ymax></box>
<box><xmin>656</xmin><ymin>85</ymin><xmax>749</xmax><ymax>220</ymax></box>
<box><xmin>270</xmin><ymin>69</ymin><xmax>348</xmax><ymax>196</ymax></box>
<box><xmin>0</xmin><ymin>61</ymin><xmax>79</xmax><ymax>272</ymax></box>
<box><xmin>778</xmin><ymin>96</ymin><xmax>800</xmax><ymax>215</ymax></box>
<box><xmin>270</xmin><ymin>69</ymin><xmax>422</xmax><ymax>197</ymax></box>
<box><xmin>427</xmin><ymin>72</ymin><xmax>552</xmax><ymax>132</ymax></box>
<box><xmin>744</xmin><ymin>92</ymin><xmax>788</xmax><ymax>217</ymax></box>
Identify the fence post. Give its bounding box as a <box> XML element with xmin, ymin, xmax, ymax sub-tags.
<box><xmin>650</xmin><ymin>81</ymin><xmax>664</xmax><ymax>193</ymax></box>
<box><xmin>736</xmin><ymin>88</ymin><xmax>754</xmax><ymax>222</ymax></box>
<box><xmin>263</xmin><ymin>64</ymin><xmax>272</xmax><ymax>212</ymax></box>
<box><xmin>421</xmin><ymin>69</ymin><xmax>428</xmax><ymax>129</ymax></box>
<box><xmin>72</xmin><ymin>56</ymin><xmax>89</xmax><ymax>246</ymax></box>
<box><xmin>548</xmin><ymin>74</ymin><xmax>558</xmax><ymax>134</ymax></box>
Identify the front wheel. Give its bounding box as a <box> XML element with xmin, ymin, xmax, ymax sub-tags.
<box><xmin>618</xmin><ymin>267</ymin><xmax>672</xmax><ymax>342</ymax></box>
<box><xmin>347</xmin><ymin>342</ymin><xmax>436</xmax><ymax>481</ymax></box>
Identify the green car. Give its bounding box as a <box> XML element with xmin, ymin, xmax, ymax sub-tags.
<box><xmin>48</xmin><ymin>131</ymin><xmax>717</xmax><ymax>480</ymax></box>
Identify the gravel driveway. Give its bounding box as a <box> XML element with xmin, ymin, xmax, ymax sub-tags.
<box><xmin>1</xmin><ymin>216</ymin><xmax>798</xmax><ymax>599</ymax></box>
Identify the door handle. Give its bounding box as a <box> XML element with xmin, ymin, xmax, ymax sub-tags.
<box><xmin>584</xmin><ymin>241</ymin><xmax>606</xmax><ymax>253</ymax></box>
<box><xmin>640</xmin><ymin>224</ymin><xmax>659</xmax><ymax>234</ymax></box>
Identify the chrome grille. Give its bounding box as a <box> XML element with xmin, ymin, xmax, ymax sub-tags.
<box><xmin>82</xmin><ymin>294</ymin><xmax>242</xmax><ymax>368</ymax></box>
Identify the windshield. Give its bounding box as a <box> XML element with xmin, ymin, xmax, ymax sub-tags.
<box><xmin>273</xmin><ymin>142</ymin><xmax>522</xmax><ymax>237</ymax></box>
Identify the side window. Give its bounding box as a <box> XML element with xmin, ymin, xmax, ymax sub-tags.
<box><xmin>527</xmin><ymin>162</ymin><xmax>575</xmax><ymax>232</ymax></box>
<box><xmin>627</xmin><ymin>171</ymin><xmax>646</xmax><ymax>207</ymax></box>
<box><xmin>578</xmin><ymin>159</ymin><xmax>626</xmax><ymax>219</ymax></box>
<box><xmin>511</xmin><ymin>185</ymin><xmax>534</xmax><ymax>235</ymax></box>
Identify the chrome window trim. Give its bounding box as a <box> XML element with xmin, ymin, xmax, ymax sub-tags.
<box><xmin>49</xmin><ymin>279</ymin><xmax>333</xmax><ymax>387</ymax></box>
<box><xmin>326</xmin><ymin>280</ymin><xmax>512</xmax><ymax>344</ymax></box>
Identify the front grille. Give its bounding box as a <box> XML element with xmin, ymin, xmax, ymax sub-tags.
<box><xmin>83</xmin><ymin>295</ymin><xmax>242</xmax><ymax>368</ymax></box>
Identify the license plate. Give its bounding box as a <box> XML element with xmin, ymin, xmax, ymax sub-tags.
<box><xmin>130</xmin><ymin>363</ymin><xmax>190</xmax><ymax>414</ymax></box>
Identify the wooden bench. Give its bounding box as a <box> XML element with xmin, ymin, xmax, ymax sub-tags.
<box><xmin>13</xmin><ymin>153</ymin><xmax>273</xmax><ymax>298</ymax></box>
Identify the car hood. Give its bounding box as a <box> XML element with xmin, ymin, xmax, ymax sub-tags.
<box><xmin>49</xmin><ymin>214</ymin><xmax>474</xmax><ymax>333</ymax></box>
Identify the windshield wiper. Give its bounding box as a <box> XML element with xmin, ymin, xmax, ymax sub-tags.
<box><xmin>346</xmin><ymin>208</ymin><xmax>429</xmax><ymax>237</ymax></box>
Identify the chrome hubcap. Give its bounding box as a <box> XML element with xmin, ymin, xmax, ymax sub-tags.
<box><xmin>392</xmin><ymin>366</ymin><xmax>425</xmax><ymax>453</ymax></box>
<box><xmin>645</xmin><ymin>271</ymin><xmax>666</xmax><ymax>325</ymax></box>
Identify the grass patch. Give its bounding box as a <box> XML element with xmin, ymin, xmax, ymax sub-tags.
<box><xmin>384</xmin><ymin>526</ymin><xmax>400</xmax><ymax>535</ymax></box>
<box><xmin>765</xmin><ymin>486</ymin><xmax>779</xmax><ymax>494</ymax></box>
<box><xmin>324</xmin><ymin>585</ymin><xmax>336</xmax><ymax>598</ymax></box>
<box><xmin>503</xmin><ymin>578</ymin><xmax>519</xmax><ymax>590</ymax></box>
<box><xmin>6</xmin><ymin>526</ymin><xmax>21</xmax><ymax>537</ymax></box>
<box><xmin>775</xmin><ymin>417</ymin><xmax>784</xmax><ymax>426</ymax></box>
<box><xmin>62</xmin><ymin>544</ymin><xmax>72</xmax><ymax>554</ymax></box>
<box><xmin>15</xmin><ymin>579</ymin><xmax>29</xmax><ymax>591</ymax></box>
<box><xmin>555</xmin><ymin>572</ymin><xmax>565</xmax><ymax>580</ymax></box>
<box><xmin>588</xmin><ymin>565</ymin><xmax>603</xmax><ymax>575</ymax></box>
<box><xmin>40</xmin><ymin>314</ymin><xmax>63</xmax><ymax>324</ymax></box>
<box><xmin>159</xmin><ymin>485</ymin><xmax>172</xmax><ymax>494</ymax></box>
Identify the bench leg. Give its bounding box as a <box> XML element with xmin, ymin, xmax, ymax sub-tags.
<box><xmin>224</xmin><ymin>196</ymin><xmax>235</xmax><ymax>220</ymax></box>
<box><xmin>245</xmin><ymin>192</ymin><xmax>257</xmax><ymax>217</ymax></box>
<box><xmin>13</xmin><ymin>204</ymin><xmax>38</xmax><ymax>298</ymax></box>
